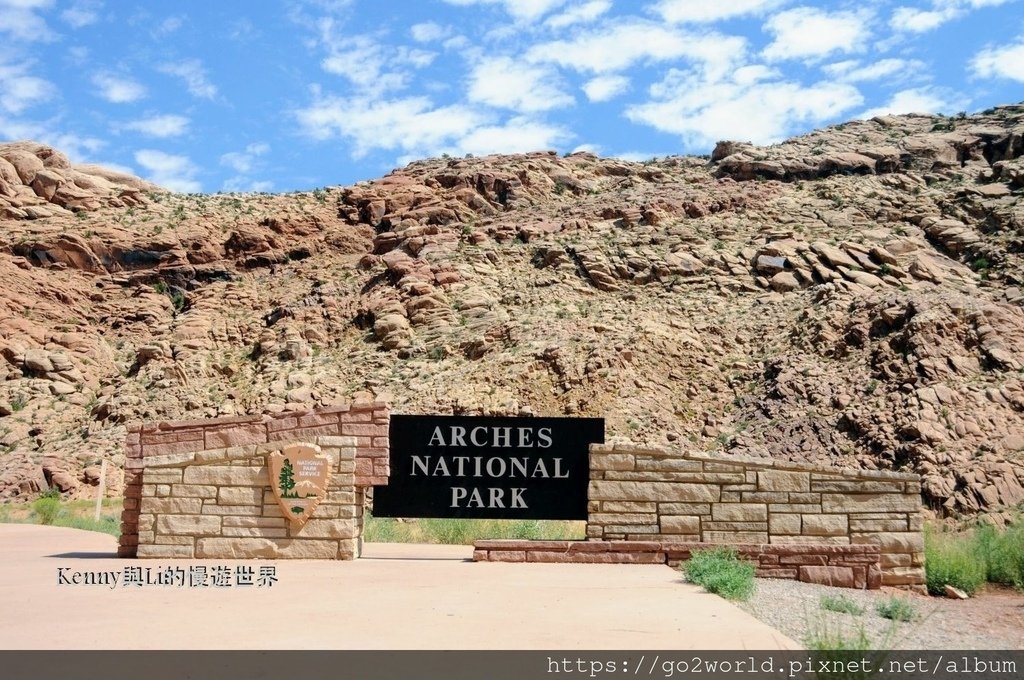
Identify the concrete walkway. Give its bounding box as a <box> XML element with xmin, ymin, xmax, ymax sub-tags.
<box><xmin>0</xmin><ymin>524</ymin><xmax>799</xmax><ymax>649</ymax></box>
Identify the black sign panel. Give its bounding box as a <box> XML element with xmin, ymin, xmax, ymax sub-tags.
<box><xmin>373</xmin><ymin>415</ymin><xmax>604</xmax><ymax>520</ymax></box>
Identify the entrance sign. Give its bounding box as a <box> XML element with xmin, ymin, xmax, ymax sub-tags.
<box><xmin>373</xmin><ymin>415</ymin><xmax>604</xmax><ymax>520</ymax></box>
<box><xmin>269</xmin><ymin>444</ymin><xmax>330</xmax><ymax>527</ymax></box>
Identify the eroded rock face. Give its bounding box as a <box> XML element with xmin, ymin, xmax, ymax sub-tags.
<box><xmin>0</xmin><ymin>141</ymin><xmax>159</xmax><ymax>218</ymax></box>
<box><xmin>1</xmin><ymin>107</ymin><xmax>1024</xmax><ymax>517</ymax></box>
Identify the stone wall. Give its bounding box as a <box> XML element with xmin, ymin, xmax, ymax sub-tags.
<box><xmin>119</xmin><ymin>403</ymin><xmax>389</xmax><ymax>558</ymax></box>
<box><xmin>587</xmin><ymin>444</ymin><xmax>924</xmax><ymax>588</ymax></box>
<box><xmin>473</xmin><ymin>540</ymin><xmax>883</xmax><ymax>589</ymax></box>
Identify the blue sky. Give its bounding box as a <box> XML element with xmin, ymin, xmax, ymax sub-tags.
<box><xmin>1</xmin><ymin>0</ymin><xmax>1022</xmax><ymax>192</ymax></box>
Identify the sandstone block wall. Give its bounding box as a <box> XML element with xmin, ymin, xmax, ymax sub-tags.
<box><xmin>136</xmin><ymin>437</ymin><xmax>360</xmax><ymax>559</ymax></box>
<box><xmin>588</xmin><ymin>444</ymin><xmax>924</xmax><ymax>587</ymax></box>
<box><xmin>473</xmin><ymin>540</ymin><xmax>883</xmax><ymax>589</ymax></box>
<box><xmin>120</xmin><ymin>403</ymin><xmax>389</xmax><ymax>558</ymax></box>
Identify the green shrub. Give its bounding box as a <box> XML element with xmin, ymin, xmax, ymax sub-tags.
<box><xmin>683</xmin><ymin>547</ymin><xmax>756</xmax><ymax>601</ymax></box>
<box><xmin>38</xmin><ymin>486</ymin><xmax>62</xmax><ymax>500</ymax></box>
<box><xmin>876</xmin><ymin>597</ymin><xmax>916</xmax><ymax>622</ymax></box>
<box><xmin>10</xmin><ymin>394</ymin><xmax>28</xmax><ymax>412</ymax></box>
<box><xmin>511</xmin><ymin>519</ymin><xmax>542</xmax><ymax>540</ymax></box>
<box><xmin>32</xmin><ymin>496</ymin><xmax>62</xmax><ymax>525</ymax></box>
<box><xmin>973</xmin><ymin>522</ymin><xmax>1024</xmax><ymax>589</ymax></box>
<box><xmin>820</xmin><ymin>594</ymin><xmax>865</xmax><ymax>616</ymax></box>
<box><xmin>924</xmin><ymin>528</ymin><xmax>987</xmax><ymax>595</ymax></box>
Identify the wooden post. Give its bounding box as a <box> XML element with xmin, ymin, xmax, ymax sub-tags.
<box><xmin>94</xmin><ymin>459</ymin><xmax>107</xmax><ymax>521</ymax></box>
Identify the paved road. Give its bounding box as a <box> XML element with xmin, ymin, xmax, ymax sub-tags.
<box><xmin>0</xmin><ymin>524</ymin><xmax>798</xmax><ymax>649</ymax></box>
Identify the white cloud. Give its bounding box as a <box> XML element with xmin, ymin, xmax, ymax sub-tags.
<box><xmin>891</xmin><ymin>0</ymin><xmax>1014</xmax><ymax>33</ymax></box>
<box><xmin>455</xmin><ymin>116</ymin><xmax>570</xmax><ymax>156</ymax></box>
<box><xmin>545</xmin><ymin>0</ymin><xmax>611</xmax><ymax>28</ymax></box>
<box><xmin>134</xmin><ymin>149</ymin><xmax>201</xmax><ymax>192</ymax></box>
<box><xmin>468</xmin><ymin>57</ymin><xmax>573</xmax><ymax>112</ymax></box>
<box><xmin>411</xmin><ymin>22</ymin><xmax>448</xmax><ymax>42</ymax></box>
<box><xmin>890</xmin><ymin>7</ymin><xmax>954</xmax><ymax>31</ymax></box>
<box><xmin>316</xmin><ymin>26</ymin><xmax>435</xmax><ymax>92</ymax></box>
<box><xmin>443</xmin><ymin>35</ymin><xmax>471</xmax><ymax>51</ymax></box>
<box><xmin>229</xmin><ymin>18</ymin><xmax>259</xmax><ymax>41</ymax></box>
<box><xmin>0</xmin><ymin>0</ymin><xmax>56</xmax><ymax>42</ymax></box>
<box><xmin>222</xmin><ymin>177</ymin><xmax>273</xmax><ymax>192</ymax></box>
<box><xmin>971</xmin><ymin>40</ymin><xmax>1024</xmax><ymax>82</ymax></box>
<box><xmin>156</xmin><ymin>16</ymin><xmax>183</xmax><ymax>35</ymax></box>
<box><xmin>858</xmin><ymin>87</ymin><xmax>960</xmax><ymax>119</ymax></box>
<box><xmin>0</xmin><ymin>118</ymin><xmax>106</xmax><ymax>162</ymax></box>
<box><xmin>627</xmin><ymin>66</ymin><xmax>863</xmax><ymax>148</ymax></box>
<box><xmin>582</xmin><ymin>75</ymin><xmax>630</xmax><ymax>102</ymax></box>
<box><xmin>823</xmin><ymin>58</ymin><xmax>926</xmax><ymax>82</ymax></box>
<box><xmin>158</xmin><ymin>60</ymin><xmax>217</xmax><ymax>99</ymax></box>
<box><xmin>296</xmin><ymin>90</ymin><xmax>571</xmax><ymax>161</ymax></box>
<box><xmin>122</xmin><ymin>114</ymin><xmax>190</xmax><ymax>138</ymax></box>
<box><xmin>220</xmin><ymin>142</ymin><xmax>270</xmax><ymax>173</ymax></box>
<box><xmin>92</xmin><ymin>72</ymin><xmax>146</xmax><ymax>103</ymax></box>
<box><xmin>763</xmin><ymin>8</ymin><xmax>871</xmax><ymax>61</ymax></box>
<box><xmin>527</xmin><ymin>21</ymin><xmax>747</xmax><ymax>77</ymax></box>
<box><xmin>0</xmin><ymin>59</ymin><xmax>55</xmax><ymax>113</ymax></box>
<box><xmin>44</xmin><ymin>132</ymin><xmax>105</xmax><ymax>160</ymax></box>
<box><xmin>613</xmin><ymin>151</ymin><xmax>657</xmax><ymax>162</ymax></box>
<box><xmin>441</xmin><ymin>0</ymin><xmax>567</xmax><ymax>21</ymax></box>
<box><xmin>732</xmin><ymin>63</ymin><xmax>781</xmax><ymax>85</ymax></box>
<box><xmin>296</xmin><ymin>93</ymin><xmax>486</xmax><ymax>158</ymax></box>
<box><xmin>654</xmin><ymin>0</ymin><xmax>785</xmax><ymax>23</ymax></box>
<box><xmin>61</xmin><ymin>1</ymin><xmax>100</xmax><ymax>28</ymax></box>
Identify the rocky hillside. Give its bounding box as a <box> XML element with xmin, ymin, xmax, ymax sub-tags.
<box><xmin>1</xmin><ymin>106</ymin><xmax>1023</xmax><ymax>520</ymax></box>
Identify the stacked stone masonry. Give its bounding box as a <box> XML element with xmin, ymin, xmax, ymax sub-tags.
<box><xmin>119</xmin><ymin>403</ymin><xmax>389</xmax><ymax>558</ymax></box>
<box><xmin>587</xmin><ymin>444</ymin><xmax>925</xmax><ymax>589</ymax></box>
<box><xmin>473</xmin><ymin>540</ymin><xmax>883</xmax><ymax>589</ymax></box>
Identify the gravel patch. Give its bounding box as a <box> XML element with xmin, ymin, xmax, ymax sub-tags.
<box><xmin>737</xmin><ymin>578</ymin><xmax>1024</xmax><ymax>650</ymax></box>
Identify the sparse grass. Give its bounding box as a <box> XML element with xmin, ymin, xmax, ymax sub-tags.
<box><xmin>804</xmin><ymin>617</ymin><xmax>875</xmax><ymax>651</ymax></box>
<box><xmin>170</xmin><ymin>290</ymin><xmax>187</xmax><ymax>313</ymax></box>
<box><xmin>820</xmin><ymin>594</ymin><xmax>865</xmax><ymax>616</ymax></box>
<box><xmin>875</xmin><ymin>597</ymin><xmax>917</xmax><ymax>622</ymax></box>
<box><xmin>10</xmin><ymin>394</ymin><xmax>28</xmax><ymax>412</ymax></box>
<box><xmin>2</xmin><ymin>497</ymin><xmax>122</xmax><ymax>537</ymax></box>
<box><xmin>362</xmin><ymin>513</ymin><xmax>584</xmax><ymax>544</ymax></box>
<box><xmin>682</xmin><ymin>547</ymin><xmax>756</xmax><ymax>601</ymax></box>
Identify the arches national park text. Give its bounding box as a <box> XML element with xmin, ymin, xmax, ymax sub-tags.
<box><xmin>372</xmin><ymin>415</ymin><xmax>604</xmax><ymax>520</ymax></box>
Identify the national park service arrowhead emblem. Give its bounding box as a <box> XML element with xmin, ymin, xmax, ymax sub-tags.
<box><xmin>268</xmin><ymin>444</ymin><xmax>330</xmax><ymax>528</ymax></box>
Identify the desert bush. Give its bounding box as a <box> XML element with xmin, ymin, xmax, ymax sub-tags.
<box><xmin>876</xmin><ymin>597</ymin><xmax>917</xmax><ymax>622</ymax></box>
<box><xmin>804</xmin><ymin>618</ymin><xmax>874</xmax><ymax>651</ymax></box>
<box><xmin>973</xmin><ymin>522</ymin><xmax>1024</xmax><ymax>589</ymax></box>
<box><xmin>924</xmin><ymin>527</ymin><xmax>987</xmax><ymax>595</ymax></box>
<box><xmin>32</xmin><ymin>496</ymin><xmax>62</xmax><ymax>525</ymax></box>
<box><xmin>820</xmin><ymin>594</ymin><xmax>865</xmax><ymax>616</ymax></box>
<box><xmin>682</xmin><ymin>547</ymin><xmax>756</xmax><ymax>601</ymax></box>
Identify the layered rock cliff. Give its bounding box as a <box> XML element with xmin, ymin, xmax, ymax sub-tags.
<box><xmin>1</xmin><ymin>105</ymin><xmax>1023</xmax><ymax>519</ymax></box>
